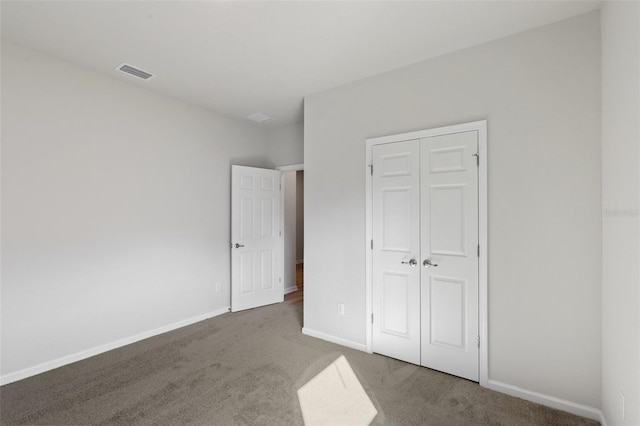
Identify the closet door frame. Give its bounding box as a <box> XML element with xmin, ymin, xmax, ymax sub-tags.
<box><xmin>365</xmin><ymin>120</ymin><xmax>488</xmax><ymax>387</ymax></box>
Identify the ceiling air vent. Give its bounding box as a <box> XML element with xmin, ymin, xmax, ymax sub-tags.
<box><xmin>245</xmin><ymin>112</ymin><xmax>273</xmax><ymax>123</ymax></box>
<box><xmin>116</xmin><ymin>63</ymin><xmax>155</xmax><ymax>80</ymax></box>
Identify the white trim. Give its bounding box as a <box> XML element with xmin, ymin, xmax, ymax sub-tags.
<box><xmin>477</xmin><ymin>120</ymin><xmax>488</xmax><ymax>387</ymax></box>
<box><xmin>276</xmin><ymin>163</ymin><xmax>304</xmax><ymax>172</ymax></box>
<box><xmin>284</xmin><ymin>285</ymin><xmax>299</xmax><ymax>295</ymax></box>
<box><xmin>365</xmin><ymin>120</ymin><xmax>488</xmax><ymax>387</ymax></box>
<box><xmin>365</xmin><ymin>142</ymin><xmax>373</xmax><ymax>354</ymax></box>
<box><xmin>276</xmin><ymin>163</ymin><xmax>304</xmax><ymax>305</ymax></box>
<box><xmin>0</xmin><ymin>307</ymin><xmax>230</xmax><ymax>386</ymax></box>
<box><xmin>487</xmin><ymin>380</ymin><xmax>604</xmax><ymax>423</ymax></box>
<box><xmin>302</xmin><ymin>327</ymin><xmax>368</xmax><ymax>352</ymax></box>
<box><xmin>277</xmin><ymin>170</ymin><xmax>285</xmax><ymax>301</ymax></box>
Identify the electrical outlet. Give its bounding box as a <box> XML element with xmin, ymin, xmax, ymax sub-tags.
<box><xmin>215</xmin><ymin>282</ymin><xmax>221</xmax><ymax>293</ymax></box>
<box><xmin>337</xmin><ymin>303</ymin><xmax>345</xmax><ymax>315</ymax></box>
<box><xmin>620</xmin><ymin>390</ymin><xmax>625</xmax><ymax>419</ymax></box>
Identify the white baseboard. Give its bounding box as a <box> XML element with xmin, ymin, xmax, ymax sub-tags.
<box><xmin>284</xmin><ymin>285</ymin><xmax>298</xmax><ymax>295</ymax></box>
<box><xmin>487</xmin><ymin>379</ymin><xmax>603</xmax><ymax>422</ymax></box>
<box><xmin>301</xmin><ymin>327</ymin><xmax>367</xmax><ymax>352</ymax></box>
<box><xmin>0</xmin><ymin>307</ymin><xmax>230</xmax><ymax>386</ymax></box>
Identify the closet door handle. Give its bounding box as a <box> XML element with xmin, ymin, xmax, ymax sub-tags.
<box><xmin>423</xmin><ymin>259</ymin><xmax>438</xmax><ymax>268</ymax></box>
<box><xmin>401</xmin><ymin>259</ymin><xmax>418</xmax><ymax>267</ymax></box>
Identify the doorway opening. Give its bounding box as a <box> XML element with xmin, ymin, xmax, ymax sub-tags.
<box><xmin>279</xmin><ymin>165</ymin><xmax>304</xmax><ymax>308</ymax></box>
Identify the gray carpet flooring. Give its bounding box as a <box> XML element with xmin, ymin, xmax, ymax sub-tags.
<box><xmin>0</xmin><ymin>303</ymin><xmax>599</xmax><ymax>425</ymax></box>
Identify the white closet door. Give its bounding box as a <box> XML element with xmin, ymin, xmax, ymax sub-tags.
<box><xmin>371</xmin><ymin>130</ymin><xmax>480</xmax><ymax>382</ymax></box>
<box><xmin>371</xmin><ymin>140</ymin><xmax>421</xmax><ymax>365</ymax></box>
<box><xmin>420</xmin><ymin>131</ymin><xmax>479</xmax><ymax>381</ymax></box>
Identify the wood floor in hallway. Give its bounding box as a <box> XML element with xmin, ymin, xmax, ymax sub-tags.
<box><xmin>284</xmin><ymin>263</ymin><xmax>303</xmax><ymax>307</ymax></box>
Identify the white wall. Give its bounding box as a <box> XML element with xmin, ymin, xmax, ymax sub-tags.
<box><xmin>0</xmin><ymin>41</ymin><xmax>272</xmax><ymax>381</ymax></box>
<box><xmin>304</xmin><ymin>12</ymin><xmax>601</xmax><ymax>410</ymax></box>
<box><xmin>601</xmin><ymin>2</ymin><xmax>640</xmax><ymax>425</ymax></box>
<box><xmin>267</xmin><ymin>122</ymin><xmax>304</xmax><ymax>167</ymax></box>
<box><xmin>283</xmin><ymin>171</ymin><xmax>297</xmax><ymax>293</ymax></box>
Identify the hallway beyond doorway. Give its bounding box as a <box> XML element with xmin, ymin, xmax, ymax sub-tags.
<box><xmin>284</xmin><ymin>263</ymin><xmax>303</xmax><ymax>307</ymax></box>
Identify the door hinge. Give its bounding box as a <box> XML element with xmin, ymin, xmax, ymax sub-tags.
<box><xmin>369</xmin><ymin>164</ymin><xmax>373</xmax><ymax>176</ymax></box>
<box><xmin>477</xmin><ymin>244</ymin><xmax>480</xmax><ymax>257</ymax></box>
<box><xmin>371</xmin><ymin>239</ymin><xmax>373</xmax><ymax>250</ymax></box>
<box><xmin>279</xmin><ymin>230</ymin><xmax>282</xmax><ymax>237</ymax></box>
<box><xmin>371</xmin><ymin>313</ymin><xmax>374</xmax><ymax>324</ymax></box>
<box><xmin>279</xmin><ymin>277</ymin><xmax>282</xmax><ymax>283</ymax></box>
<box><xmin>477</xmin><ymin>336</ymin><xmax>480</xmax><ymax>348</ymax></box>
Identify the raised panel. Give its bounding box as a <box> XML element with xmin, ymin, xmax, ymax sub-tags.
<box><xmin>429</xmin><ymin>146</ymin><xmax>466</xmax><ymax>173</ymax></box>
<box><xmin>240</xmin><ymin>198</ymin><xmax>253</xmax><ymax>238</ymax></box>
<box><xmin>381</xmin><ymin>152</ymin><xmax>412</xmax><ymax>177</ymax></box>
<box><xmin>382</xmin><ymin>188</ymin><xmax>411</xmax><ymax>252</ymax></box>
<box><xmin>430</xmin><ymin>184</ymin><xmax>465</xmax><ymax>256</ymax></box>
<box><xmin>240</xmin><ymin>252</ymin><xmax>254</xmax><ymax>294</ymax></box>
<box><xmin>240</xmin><ymin>175</ymin><xmax>254</xmax><ymax>189</ymax></box>
<box><xmin>381</xmin><ymin>272</ymin><xmax>410</xmax><ymax>337</ymax></box>
<box><xmin>260</xmin><ymin>250</ymin><xmax>273</xmax><ymax>290</ymax></box>
<box><xmin>430</xmin><ymin>276</ymin><xmax>465</xmax><ymax>349</ymax></box>
<box><xmin>261</xmin><ymin>177</ymin><xmax>274</xmax><ymax>191</ymax></box>
<box><xmin>260</xmin><ymin>198</ymin><xmax>274</xmax><ymax>237</ymax></box>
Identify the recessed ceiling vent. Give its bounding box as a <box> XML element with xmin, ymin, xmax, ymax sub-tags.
<box><xmin>116</xmin><ymin>63</ymin><xmax>155</xmax><ymax>81</ymax></box>
<box><xmin>245</xmin><ymin>112</ymin><xmax>273</xmax><ymax>123</ymax></box>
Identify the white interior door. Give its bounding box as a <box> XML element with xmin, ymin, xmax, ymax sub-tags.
<box><xmin>371</xmin><ymin>130</ymin><xmax>479</xmax><ymax>381</ymax></box>
<box><xmin>371</xmin><ymin>140</ymin><xmax>421</xmax><ymax>365</ymax></box>
<box><xmin>231</xmin><ymin>165</ymin><xmax>283</xmax><ymax>312</ymax></box>
<box><xmin>420</xmin><ymin>131</ymin><xmax>479</xmax><ymax>381</ymax></box>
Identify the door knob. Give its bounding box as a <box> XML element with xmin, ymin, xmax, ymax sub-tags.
<box><xmin>401</xmin><ymin>259</ymin><xmax>418</xmax><ymax>266</ymax></box>
<box><xmin>233</xmin><ymin>243</ymin><xmax>244</xmax><ymax>249</ymax></box>
<box><xmin>423</xmin><ymin>259</ymin><xmax>438</xmax><ymax>268</ymax></box>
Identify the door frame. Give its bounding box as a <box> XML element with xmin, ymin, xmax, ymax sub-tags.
<box><xmin>276</xmin><ymin>163</ymin><xmax>304</xmax><ymax>297</ymax></box>
<box><xmin>365</xmin><ymin>120</ymin><xmax>488</xmax><ymax>387</ymax></box>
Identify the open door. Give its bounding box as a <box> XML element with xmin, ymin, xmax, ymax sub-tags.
<box><xmin>231</xmin><ymin>165</ymin><xmax>283</xmax><ymax>312</ymax></box>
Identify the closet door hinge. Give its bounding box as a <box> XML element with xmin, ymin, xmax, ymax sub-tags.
<box><xmin>369</xmin><ymin>164</ymin><xmax>373</xmax><ymax>175</ymax></box>
<box><xmin>371</xmin><ymin>313</ymin><xmax>374</xmax><ymax>324</ymax></box>
<box><xmin>371</xmin><ymin>239</ymin><xmax>373</xmax><ymax>250</ymax></box>
<box><xmin>477</xmin><ymin>244</ymin><xmax>480</xmax><ymax>257</ymax></box>
<box><xmin>477</xmin><ymin>336</ymin><xmax>480</xmax><ymax>348</ymax></box>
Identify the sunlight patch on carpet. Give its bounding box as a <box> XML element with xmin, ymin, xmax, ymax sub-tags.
<box><xmin>297</xmin><ymin>355</ymin><xmax>377</xmax><ymax>426</ymax></box>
